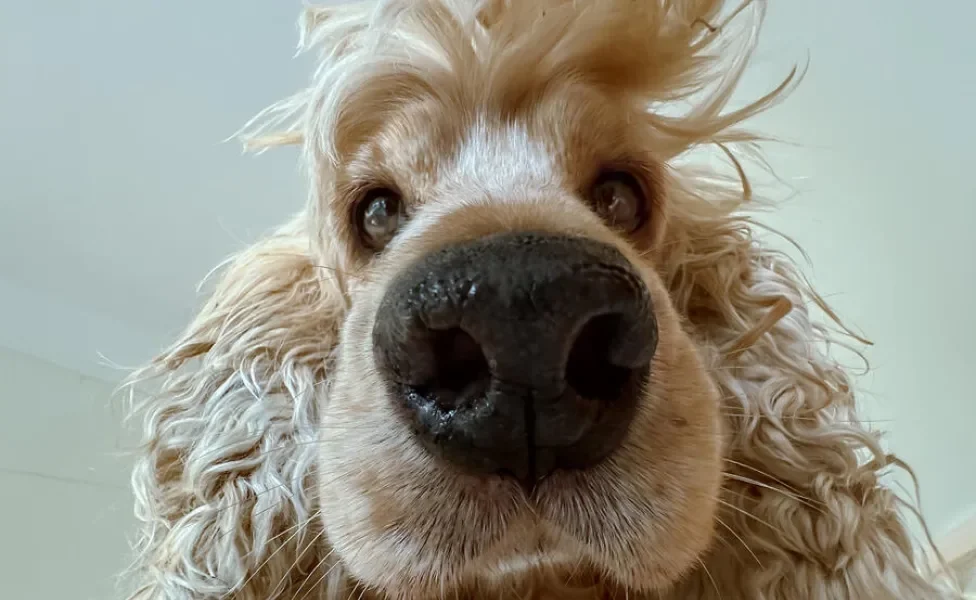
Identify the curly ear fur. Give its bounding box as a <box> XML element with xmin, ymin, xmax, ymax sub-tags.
<box><xmin>122</xmin><ymin>1</ymin><xmax>965</xmax><ymax>598</ymax></box>
<box><xmin>122</xmin><ymin>215</ymin><xmax>357</xmax><ymax>599</ymax></box>
<box><xmin>653</xmin><ymin>177</ymin><xmax>963</xmax><ymax>598</ymax></box>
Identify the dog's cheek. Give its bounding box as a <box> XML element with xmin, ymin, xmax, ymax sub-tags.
<box><xmin>316</xmin><ymin>398</ymin><xmax>422</xmax><ymax>590</ymax></box>
<box><xmin>628</xmin><ymin>327</ymin><xmax>723</xmax><ymax>587</ymax></box>
<box><xmin>315</xmin><ymin>305</ymin><xmax>465</xmax><ymax>590</ymax></box>
<box><xmin>315</xmin><ymin>306</ymin><xmax>400</xmax><ymax>574</ymax></box>
<box><xmin>553</xmin><ymin>294</ymin><xmax>722</xmax><ymax>590</ymax></box>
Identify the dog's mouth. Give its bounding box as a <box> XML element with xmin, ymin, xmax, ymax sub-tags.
<box><xmin>371</xmin><ymin>231</ymin><xmax>658</xmax><ymax>491</ymax></box>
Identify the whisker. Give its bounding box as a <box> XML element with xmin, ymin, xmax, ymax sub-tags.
<box><xmin>212</xmin><ymin>497</ymin><xmax>289</xmax><ymax>545</ymax></box>
<box><xmin>270</xmin><ymin>525</ymin><xmax>328</xmax><ymax>598</ymax></box>
<box><xmin>718</xmin><ymin>410</ymin><xmax>891</xmax><ymax>425</ymax></box>
<box><xmin>706</xmin><ymin>523</ymin><xmax>742</xmax><ymax>563</ymax></box>
<box><xmin>233</xmin><ymin>510</ymin><xmax>320</xmax><ymax>595</ymax></box>
<box><xmin>205</xmin><ymin>483</ymin><xmax>289</xmax><ymax>521</ymax></box>
<box><xmin>714</xmin><ymin>516</ymin><xmax>762</xmax><ymax>568</ymax></box>
<box><xmin>353</xmin><ymin>582</ymin><xmax>368</xmax><ymax>600</ymax></box>
<box><xmin>722</xmin><ymin>457</ymin><xmax>804</xmax><ymax>495</ymax></box>
<box><xmin>723</xmin><ymin>472</ymin><xmax>824</xmax><ymax>512</ymax></box>
<box><xmin>294</xmin><ymin>545</ymin><xmax>339</xmax><ymax>600</ymax></box>
<box><xmin>185</xmin><ymin>423</ymin><xmax>392</xmax><ymax>466</ymax></box>
<box><xmin>262</xmin><ymin>252</ymin><xmax>367</xmax><ymax>279</ymax></box>
<box><xmin>240</xmin><ymin>504</ymin><xmax>314</xmax><ymax>549</ymax></box>
<box><xmin>566</xmin><ymin>545</ymin><xmax>589</xmax><ymax>587</ymax></box>
<box><xmin>208</xmin><ymin>462</ymin><xmax>373</xmax><ymax>528</ymax></box>
<box><xmin>716</xmin><ymin>498</ymin><xmax>785</xmax><ymax>537</ymax></box>
<box><xmin>697</xmin><ymin>557</ymin><xmax>722</xmax><ymax>600</ymax></box>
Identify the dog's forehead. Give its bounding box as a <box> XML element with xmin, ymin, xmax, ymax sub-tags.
<box><xmin>448</xmin><ymin>116</ymin><xmax>560</xmax><ymax>196</ymax></box>
<box><xmin>358</xmin><ymin>83</ymin><xmax>626</xmax><ymax>205</ymax></box>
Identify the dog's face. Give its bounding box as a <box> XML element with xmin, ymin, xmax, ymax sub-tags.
<box><xmin>125</xmin><ymin>3</ymin><xmax>953</xmax><ymax>598</ymax></box>
<box><xmin>302</xmin><ymin>2</ymin><xmax>726</xmax><ymax>596</ymax></box>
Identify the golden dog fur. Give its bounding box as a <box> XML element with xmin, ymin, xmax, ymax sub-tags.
<box><xmin>122</xmin><ymin>1</ymin><xmax>965</xmax><ymax>598</ymax></box>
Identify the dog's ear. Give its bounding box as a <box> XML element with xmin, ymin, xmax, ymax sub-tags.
<box><xmin>654</xmin><ymin>164</ymin><xmax>962</xmax><ymax>596</ymax></box>
<box><xmin>121</xmin><ymin>214</ymin><xmax>350</xmax><ymax>599</ymax></box>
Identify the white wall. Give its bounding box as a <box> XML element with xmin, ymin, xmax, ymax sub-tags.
<box><xmin>0</xmin><ymin>347</ymin><xmax>135</xmax><ymax>599</ymax></box>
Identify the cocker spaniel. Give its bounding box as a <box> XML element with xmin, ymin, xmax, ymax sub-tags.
<box><xmin>123</xmin><ymin>0</ymin><xmax>964</xmax><ymax>598</ymax></box>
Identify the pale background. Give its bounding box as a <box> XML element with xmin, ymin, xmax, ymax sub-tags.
<box><xmin>0</xmin><ymin>1</ymin><xmax>973</xmax><ymax>598</ymax></box>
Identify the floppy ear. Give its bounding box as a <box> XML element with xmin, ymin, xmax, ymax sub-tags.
<box><xmin>121</xmin><ymin>214</ymin><xmax>352</xmax><ymax>599</ymax></box>
<box><xmin>121</xmin><ymin>5</ymin><xmax>377</xmax><ymax>594</ymax></box>
<box><xmin>654</xmin><ymin>151</ymin><xmax>963</xmax><ymax>598</ymax></box>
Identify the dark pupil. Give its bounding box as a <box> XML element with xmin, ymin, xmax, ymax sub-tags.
<box><xmin>595</xmin><ymin>182</ymin><xmax>616</xmax><ymax>207</ymax></box>
<box><xmin>600</xmin><ymin>183</ymin><xmax>627</xmax><ymax>217</ymax></box>
<box><xmin>365</xmin><ymin>196</ymin><xmax>396</xmax><ymax>233</ymax></box>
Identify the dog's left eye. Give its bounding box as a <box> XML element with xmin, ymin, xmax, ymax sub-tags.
<box><xmin>588</xmin><ymin>171</ymin><xmax>647</xmax><ymax>233</ymax></box>
<box><xmin>357</xmin><ymin>188</ymin><xmax>403</xmax><ymax>250</ymax></box>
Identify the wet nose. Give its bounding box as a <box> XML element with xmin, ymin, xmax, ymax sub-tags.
<box><xmin>372</xmin><ymin>232</ymin><xmax>657</xmax><ymax>490</ymax></box>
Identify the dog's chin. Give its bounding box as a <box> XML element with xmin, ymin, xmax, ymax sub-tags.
<box><xmin>316</xmin><ymin>440</ymin><xmax>721</xmax><ymax>598</ymax></box>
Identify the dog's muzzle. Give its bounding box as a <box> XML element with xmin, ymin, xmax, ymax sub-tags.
<box><xmin>372</xmin><ymin>232</ymin><xmax>658</xmax><ymax>490</ymax></box>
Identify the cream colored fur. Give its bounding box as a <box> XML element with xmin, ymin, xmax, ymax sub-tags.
<box><xmin>122</xmin><ymin>1</ymin><xmax>965</xmax><ymax>598</ymax></box>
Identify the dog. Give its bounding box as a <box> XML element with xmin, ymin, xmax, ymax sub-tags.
<box><xmin>122</xmin><ymin>1</ymin><xmax>964</xmax><ymax>598</ymax></box>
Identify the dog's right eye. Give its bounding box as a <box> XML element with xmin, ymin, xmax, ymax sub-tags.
<box><xmin>357</xmin><ymin>188</ymin><xmax>403</xmax><ymax>250</ymax></box>
<box><xmin>587</xmin><ymin>170</ymin><xmax>647</xmax><ymax>234</ymax></box>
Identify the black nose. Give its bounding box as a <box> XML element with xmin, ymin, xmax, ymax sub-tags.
<box><xmin>372</xmin><ymin>232</ymin><xmax>657</xmax><ymax>490</ymax></box>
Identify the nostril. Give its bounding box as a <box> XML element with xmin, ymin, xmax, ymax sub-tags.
<box><xmin>565</xmin><ymin>314</ymin><xmax>636</xmax><ymax>403</ymax></box>
<box><xmin>418</xmin><ymin>327</ymin><xmax>490</xmax><ymax>406</ymax></box>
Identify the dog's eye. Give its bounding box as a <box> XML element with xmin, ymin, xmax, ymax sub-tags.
<box><xmin>358</xmin><ymin>188</ymin><xmax>403</xmax><ymax>249</ymax></box>
<box><xmin>588</xmin><ymin>171</ymin><xmax>647</xmax><ymax>233</ymax></box>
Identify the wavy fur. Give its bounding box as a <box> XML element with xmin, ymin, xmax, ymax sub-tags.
<box><xmin>123</xmin><ymin>1</ymin><xmax>964</xmax><ymax>598</ymax></box>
